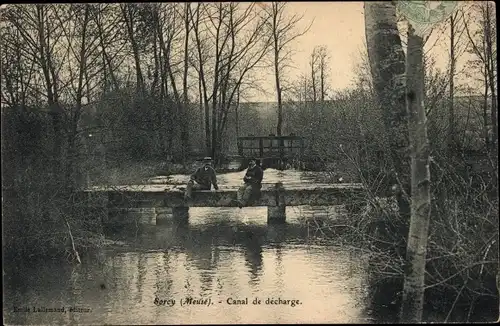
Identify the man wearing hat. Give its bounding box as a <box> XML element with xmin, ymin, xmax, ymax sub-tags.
<box><xmin>185</xmin><ymin>157</ymin><xmax>219</xmax><ymax>200</ymax></box>
<box><xmin>236</xmin><ymin>157</ymin><xmax>264</xmax><ymax>208</ymax></box>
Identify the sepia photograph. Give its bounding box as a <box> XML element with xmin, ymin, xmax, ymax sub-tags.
<box><xmin>1</xmin><ymin>1</ymin><xmax>498</xmax><ymax>324</ymax></box>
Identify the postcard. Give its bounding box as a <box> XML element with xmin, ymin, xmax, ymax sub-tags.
<box><xmin>2</xmin><ymin>1</ymin><xmax>498</xmax><ymax>324</ymax></box>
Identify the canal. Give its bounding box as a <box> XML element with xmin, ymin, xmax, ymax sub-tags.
<box><xmin>3</xmin><ymin>169</ymin><xmax>493</xmax><ymax>324</ymax></box>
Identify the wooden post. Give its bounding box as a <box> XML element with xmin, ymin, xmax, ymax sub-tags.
<box><xmin>299</xmin><ymin>137</ymin><xmax>305</xmax><ymax>169</ymax></box>
<box><xmin>139</xmin><ymin>208</ymin><xmax>157</xmax><ymax>225</ymax></box>
<box><xmin>155</xmin><ymin>207</ymin><xmax>172</xmax><ymax>225</ymax></box>
<box><xmin>278</xmin><ymin>138</ymin><xmax>284</xmax><ymax>170</ymax></box>
<box><xmin>172</xmin><ymin>206</ymin><xmax>189</xmax><ymax>222</ymax></box>
<box><xmin>237</xmin><ymin>138</ymin><xmax>243</xmax><ymax>156</ymax></box>
<box><xmin>259</xmin><ymin>138</ymin><xmax>264</xmax><ymax>158</ymax></box>
<box><xmin>267</xmin><ymin>182</ymin><xmax>286</xmax><ymax>223</ymax></box>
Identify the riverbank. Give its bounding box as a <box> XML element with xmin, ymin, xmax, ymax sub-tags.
<box><xmin>326</xmin><ymin>190</ymin><xmax>499</xmax><ymax>323</ymax></box>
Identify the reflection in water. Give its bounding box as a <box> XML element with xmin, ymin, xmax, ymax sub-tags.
<box><xmin>241</xmin><ymin>229</ymin><xmax>264</xmax><ymax>287</ymax></box>
<box><xmin>5</xmin><ymin>169</ymin><xmax>380</xmax><ymax>324</ymax></box>
<box><xmin>4</xmin><ymin>219</ymin><xmax>374</xmax><ymax>324</ymax></box>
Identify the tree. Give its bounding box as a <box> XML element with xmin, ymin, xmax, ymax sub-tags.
<box><xmin>1</xmin><ymin>5</ymin><xmax>71</xmax><ymax>174</ymax></box>
<box><xmin>399</xmin><ymin>23</ymin><xmax>431</xmax><ymax>323</ymax></box>
<box><xmin>309</xmin><ymin>47</ymin><xmax>318</xmax><ymax>103</ymax></box>
<box><xmin>448</xmin><ymin>12</ymin><xmax>456</xmax><ymax>152</ymax></box>
<box><xmin>120</xmin><ymin>3</ymin><xmax>146</xmax><ymax>95</ymax></box>
<box><xmin>189</xmin><ymin>3</ymin><xmax>212</xmax><ymax>153</ymax></box>
<box><xmin>89</xmin><ymin>4</ymin><xmax>125</xmax><ymax>93</ymax></box>
<box><xmin>264</xmin><ymin>2</ymin><xmax>312</xmax><ymax>137</ymax></box>
<box><xmin>463</xmin><ymin>2</ymin><xmax>497</xmax><ymax>155</ymax></box>
<box><xmin>180</xmin><ymin>2</ymin><xmax>191</xmax><ymax>164</ymax></box>
<box><xmin>316</xmin><ymin>45</ymin><xmax>330</xmax><ymax>102</ymax></box>
<box><xmin>364</xmin><ymin>2</ymin><xmax>410</xmax><ymax>216</ymax></box>
<box><xmin>189</xmin><ymin>3</ymin><xmax>271</xmax><ymax>162</ymax></box>
<box><xmin>446</xmin><ymin>8</ymin><xmax>470</xmax><ymax>153</ymax></box>
<box><xmin>55</xmin><ymin>4</ymin><xmax>103</xmax><ymax>186</ymax></box>
<box><xmin>149</xmin><ymin>3</ymin><xmax>186</xmax><ymax>159</ymax></box>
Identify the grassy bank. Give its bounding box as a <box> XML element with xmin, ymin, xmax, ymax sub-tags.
<box><xmin>298</xmin><ymin>153</ymin><xmax>499</xmax><ymax>322</ymax></box>
<box><xmin>298</xmin><ymin>194</ymin><xmax>498</xmax><ymax>322</ymax></box>
<box><xmin>2</xmin><ymin>182</ymin><xmax>106</xmax><ymax>263</ymax></box>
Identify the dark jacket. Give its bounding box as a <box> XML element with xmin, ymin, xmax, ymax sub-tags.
<box><xmin>191</xmin><ymin>165</ymin><xmax>218</xmax><ymax>189</ymax></box>
<box><xmin>243</xmin><ymin>165</ymin><xmax>263</xmax><ymax>186</ymax></box>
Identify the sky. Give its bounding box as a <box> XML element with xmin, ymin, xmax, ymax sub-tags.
<box><xmin>0</xmin><ymin>2</ymin><xmax>482</xmax><ymax>105</ymax></box>
<box><xmin>278</xmin><ymin>2</ymin><xmax>367</xmax><ymax>90</ymax></box>
<box><xmin>244</xmin><ymin>1</ymin><xmax>478</xmax><ymax>102</ymax></box>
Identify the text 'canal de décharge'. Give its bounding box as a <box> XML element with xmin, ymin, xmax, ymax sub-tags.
<box><xmin>154</xmin><ymin>297</ymin><xmax>302</xmax><ymax>307</ymax></box>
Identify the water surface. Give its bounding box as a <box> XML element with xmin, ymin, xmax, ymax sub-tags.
<box><xmin>4</xmin><ymin>169</ymin><xmax>388</xmax><ymax>324</ymax></box>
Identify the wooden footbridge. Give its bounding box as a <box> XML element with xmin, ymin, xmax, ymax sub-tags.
<box><xmin>237</xmin><ymin>135</ymin><xmax>305</xmax><ymax>169</ymax></box>
<box><xmin>82</xmin><ymin>182</ymin><xmax>365</xmax><ymax>224</ymax></box>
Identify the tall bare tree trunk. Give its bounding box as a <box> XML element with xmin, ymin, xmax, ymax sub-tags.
<box><xmin>36</xmin><ymin>6</ymin><xmax>62</xmax><ymax>176</ymax></box>
<box><xmin>483</xmin><ymin>73</ymin><xmax>490</xmax><ymax>149</ymax></box>
<box><xmin>235</xmin><ymin>85</ymin><xmax>240</xmax><ymax>139</ymax></box>
<box><xmin>271</xmin><ymin>4</ymin><xmax>283</xmax><ymax>137</ymax></box>
<box><xmin>93</xmin><ymin>7</ymin><xmax>119</xmax><ymax>92</ymax></box>
<box><xmin>190</xmin><ymin>4</ymin><xmax>211</xmax><ymax>153</ymax></box>
<box><xmin>210</xmin><ymin>6</ymin><xmax>223</xmax><ymax>163</ymax></box>
<box><xmin>198</xmin><ymin>70</ymin><xmax>204</xmax><ymax>146</ymax></box>
<box><xmin>448</xmin><ymin>14</ymin><xmax>456</xmax><ymax>153</ymax></box>
<box><xmin>364</xmin><ymin>2</ymin><xmax>410</xmax><ymax>218</ymax></box>
<box><xmin>121</xmin><ymin>4</ymin><xmax>145</xmax><ymax>95</ymax></box>
<box><xmin>320</xmin><ymin>54</ymin><xmax>325</xmax><ymax>102</ymax></box>
<box><xmin>399</xmin><ymin>23</ymin><xmax>431</xmax><ymax>323</ymax></box>
<box><xmin>181</xmin><ymin>2</ymin><xmax>191</xmax><ymax>164</ymax></box>
<box><xmin>311</xmin><ymin>51</ymin><xmax>317</xmax><ymax>103</ymax></box>
<box><xmin>272</xmin><ymin>9</ymin><xmax>284</xmax><ymax>166</ymax></box>
<box><xmin>151</xmin><ymin>24</ymin><xmax>159</xmax><ymax>96</ymax></box>
<box><xmin>266</xmin><ymin>2</ymin><xmax>311</xmax><ymax>148</ymax></box>
<box><xmin>66</xmin><ymin>5</ymin><xmax>91</xmax><ymax>188</ymax></box>
<box><xmin>274</xmin><ymin>48</ymin><xmax>283</xmax><ymax>136</ymax></box>
<box><xmin>484</xmin><ymin>3</ymin><xmax>497</xmax><ymax>155</ymax></box>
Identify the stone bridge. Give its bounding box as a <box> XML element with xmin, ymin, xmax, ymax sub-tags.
<box><xmin>83</xmin><ymin>182</ymin><xmax>365</xmax><ymax>224</ymax></box>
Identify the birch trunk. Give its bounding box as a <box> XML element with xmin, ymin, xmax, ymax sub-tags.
<box><xmin>399</xmin><ymin>23</ymin><xmax>432</xmax><ymax>323</ymax></box>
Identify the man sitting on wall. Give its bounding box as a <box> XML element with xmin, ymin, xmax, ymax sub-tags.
<box><xmin>236</xmin><ymin>158</ymin><xmax>264</xmax><ymax>208</ymax></box>
<box><xmin>185</xmin><ymin>157</ymin><xmax>219</xmax><ymax>200</ymax></box>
